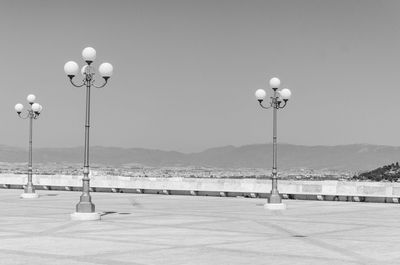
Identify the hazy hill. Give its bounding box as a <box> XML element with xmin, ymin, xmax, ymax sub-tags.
<box><xmin>1</xmin><ymin>144</ymin><xmax>400</xmax><ymax>171</ymax></box>
<box><xmin>353</xmin><ymin>162</ymin><xmax>400</xmax><ymax>182</ymax></box>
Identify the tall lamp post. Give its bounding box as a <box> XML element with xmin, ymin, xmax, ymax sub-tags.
<box><xmin>255</xmin><ymin>77</ymin><xmax>291</xmax><ymax>210</ymax></box>
<box><xmin>14</xmin><ymin>95</ymin><xmax>43</xmax><ymax>199</ymax></box>
<box><xmin>64</xmin><ymin>47</ymin><xmax>113</xmax><ymax>221</ymax></box>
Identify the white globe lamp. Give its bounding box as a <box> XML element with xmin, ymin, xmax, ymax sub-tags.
<box><xmin>64</xmin><ymin>61</ymin><xmax>79</xmax><ymax>77</ymax></box>
<box><xmin>279</xmin><ymin>88</ymin><xmax>292</xmax><ymax>100</ymax></box>
<box><xmin>15</xmin><ymin>103</ymin><xmax>24</xmax><ymax>113</ymax></box>
<box><xmin>82</xmin><ymin>47</ymin><xmax>96</xmax><ymax>63</ymax></box>
<box><xmin>269</xmin><ymin>77</ymin><xmax>281</xmax><ymax>89</ymax></box>
<box><xmin>81</xmin><ymin>65</ymin><xmax>89</xmax><ymax>76</ymax></box>
<box><xmin>27</xmin><ymin>94</ymin><xmax>36</xmax><ymax>104</ymax></box>
<box><xmin>32</xmin><ymin>103</ymin><xmax>40</xmax><ymax>113</ymax></box>
<box><xmin>98</xmin><ymin>63</ymin><xmax>113</xmax><ymax>78</ymax></box>
<box><xmin>255</xmin><ymin>89</ymin><xmax>267</xmax><ymax>101</ymax></box>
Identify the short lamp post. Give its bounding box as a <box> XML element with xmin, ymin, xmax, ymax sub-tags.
<box><xmin>64</xmin><ymin>47</ymin><xmax>113</xmax><ymax>221</ymax></box>
<box><xmin>255</xmin><ymin>77</ymin><xmax>291</xmax><ymax>210</ymax></box>
<box><xmin>14</xmin><ymin>95</ymin><xmax>43</xmax><ymax>199</ymax></box>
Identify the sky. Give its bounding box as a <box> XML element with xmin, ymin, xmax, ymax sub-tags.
<box><xmin>1</xmin><ymin>0</ymin><xmax>400</xmax><ymax>153</ymax></box>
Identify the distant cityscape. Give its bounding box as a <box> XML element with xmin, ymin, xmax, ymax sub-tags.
<box><xmin>0</xmin><ymin>162</ymin><xmax>354</xmax><ymax>181</ymax></box>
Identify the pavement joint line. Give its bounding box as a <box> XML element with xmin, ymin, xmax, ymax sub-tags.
<box><xmin>0</xmin><ymin>248</ymin><xmax>146</xmax><ymax>265</ymax></box>
<box><xmin>51</xmin><ymin>219</ymin><xmax>283</xmax><ymax>241</ymax></box>
<box><xmin>151</xmin><ymin>237</ymin><xmax>289</xmax><ymax>250</ymax></box>
<box><xmin>132</xmin><ymin>222</ymin><xmax>280</xmax><ymax>237</ymax></box>
<box><xmin>204</xmin><ymin>245</ymin><xmax>362</xmax><ymax>264</ymax></box>
<box><xmin>128</xmin><ymin>209</ymin><xmax>263</xmax><ymax>220</ymax></box>
<box><xmin>262</xmin><ymin>217</ymin><xmax>381</xmax><ymax>226</ymax></box>
<box><xmin>49</xmin><ymin>233</ymin><xmax>179</xmax><ymax>248</ymax></box>
<box><xmin>54</xmin><ymin>224</ymin><xmax>154</xmax><ymax>234</ymax></box>
<box><xmin>79</xmin><ymin>247</ymin><xmax>172</xmax><ymax>260</ymax></box>
<box><xmin>0</xmin><ymin>227</ymin><xmax>274</xmax><ymax>239</ymax></box>
<box><xmin>313</xmin><ymin>235</ymin><xmax>400</xmax><ymax>244</ymax></box>
<box><xmin>0</xmin><ymin>224</ymin><xmax>87</xmax><ymax>239</ymax></box>
<box><xmin>293</xmin><ymin>235</ymin><xmax>380</xmax><ymax>264</ymax></box>
<box><xmin>103</xmin><ymin>211</ymin><xmax>241</xmax><ymax>223</ymax></box>
<box><xmin>291</xmin><ymin>206</ymin><xmax>400</xmax><ymax>218</ymax></box>
<box><xmin>307</xmin><ymin>226</ymin><xmax>373</xmax><ymax>237</ymax></box>
<box><xmin>101</xmin><ymin>220</ymin><xmax>236</xmax><ymax>231</ymax></box>
<box><xmin>101</xmin><ymin>212</ymin><xmax>233</xmax><ymax>221</ymax></box>
<box><xmin>81</xmin><ymin>227</ymin><xmax>280</xmax><ymax>240</ymax></box>
<box><xmin>67</xmin><ymin>231</ymin><xmax>278</xmax><ymax>248</ymax></box>
<box><xmin>35</xmin><ymin>221</ymin><xmax>83</xmax><ymax>235</ymax></box>
<box><xmin>262</xmin><ymin>218</ymin><xmax>376</xmax><ymax>228</ymax></box>
<box><xmin>255</xmin><ymin>220</ymin><xmax>379</xmax><ymax>264</ymax></box>
<box><xmin>99</xmin><ymin>212</ymin><xmax>191</xmax><ymax>220</ymax></box>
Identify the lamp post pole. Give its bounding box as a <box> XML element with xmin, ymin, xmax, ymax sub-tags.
<box><xmin>270</xmin><ymin>88</ymin><xmax>280</xmax><ymax>203</ymax></box>
<box><xmin>255</xmin><ymin>77</ymin><xmax>292</xmax><ymax>210</ymax></box>
<box><xmin>64</xmin><ymin>47</ymin><xmax>113</xmax><ymax>220</ymax></box>
<box><xmin>15</xmin><ymin>95</ymin><xmax>43</xmax><ymax>199</ymax></box>
<box><xmin>80</xmin><ymin>72</ymin><xmax>93</xmax><ymax>212</ymax></box>
<box><xmin>28</xmin><ymin>110</ymin><xmax>33</xmax><ymax>193</ymax></box>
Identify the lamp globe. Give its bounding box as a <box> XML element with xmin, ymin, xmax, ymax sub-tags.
<box><xmin>82</xmin><ymin>47</ymin><xmax>96</xmax><ymax>63</ymax></box>
<box><xmin>255</xmin><ymin>89</ymin><xmax>267</xmax><ymax>100</ymax></box>
<box><xmin>64</xmin><ymin>61</ymin><xmax>79</xmax><ymax>76</ymax></box>
<box><xmin>269</xmin><ymin>77</ymin><xmax>281</xmax><ymax>89</ymax></box>
<box><xmin>27</xmin><ymin>94</ymin><xmax>36</xmax><ymax>104</ymax></box>
<box><xmin>99</xmin><ymin>62</ymin><xmax>113</xmax><ymax>77</ymax></box>
<box><xmin>279</xmin><ymin>88</ymin><xmax>292</xmax><ymax>100</ymax></box>
<box><xmin>15</xmin><ymin>103</ymin><xmax>24</xmax><ymax>113</ymax></box>
<box><xmin>32</xmin><ymin>103</ymin><xmax>40</xmax><ymax>112</ymax></box>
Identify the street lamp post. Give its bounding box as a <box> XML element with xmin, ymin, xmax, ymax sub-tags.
<box><xmin>14</xmin><ymin>95</ymin><xmax>43</xmax><ymax>199</ymax></box>
<box><xmin>255</xmin><ymin>77</ymin><xmax>291</xmax><ymax>210</ymax></box>
<box><xmin>64</xmin><ymin>47</ymin><xmax>113</xmax><ymax>221</ymax></box>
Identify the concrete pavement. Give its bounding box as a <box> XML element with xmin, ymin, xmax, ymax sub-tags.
<box><xmin>0</xmin><ymin>189</ymin><xmax>399</xmax><ymax>265</ymax></box>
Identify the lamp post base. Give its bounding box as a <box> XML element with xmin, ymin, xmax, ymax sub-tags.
<box><xmin>76</xmin><ymin>201</ymin><xmax>95</xmax><ymax>213</ymax></box>
<box><xmin>264</xmin><ymin>203</ymin><xmax>286</xmax><ymax>210</ymax></box>
<box><xmin>70</xmin><ymin>212</ymin><xmax>101</xmax><ymax>221</ymax></box>
<box><xmin>20</xmin><ymin>192</ymin><xmax>39</xmax><ymax>199</ymax></box>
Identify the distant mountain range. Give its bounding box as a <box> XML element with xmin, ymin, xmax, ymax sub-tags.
<box><xmin>1</xmin><ymin>144</ymin><xmax>400</xmax><ymax>171</ymax></box>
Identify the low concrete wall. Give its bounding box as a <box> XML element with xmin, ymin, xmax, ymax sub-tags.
<box><xmin>1</xmin><ymin>174</ymin><xmax>400</xmax><ymax>199</ymax></box>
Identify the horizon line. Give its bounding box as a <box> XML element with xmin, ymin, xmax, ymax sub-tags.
<box><xmin>1</xmin><ymin>142</ymin><xmax>400</xmax><ymax>154</ymax></box>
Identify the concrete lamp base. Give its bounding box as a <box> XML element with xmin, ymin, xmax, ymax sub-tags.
<box><xmin>20</xmin><ymin>193</ymin><xmax>39</xmax><ymax>199</ymax></box>
<box><xmin>70</xmin><ymin>212</ymin><xmax>101</xmax><ymax>221</ymax></box>
<box><xmin>264</xmin><ymin>203</ymin><xmax>286</xmax><ymax>210</ymax></box>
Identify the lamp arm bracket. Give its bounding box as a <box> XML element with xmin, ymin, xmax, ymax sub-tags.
<box><xmin>69</xmin><ymin>77</ymin><xmax>85</xmax><ymax>88</ymax></box>
<box><xmin>17</xmin><ymin>111</ymin><xmax>30</xmax><ymax>119</ymax></box>
<box><xmin>278</xmin><ymin>100</ymin><xmax>288</xmax><ymax>109</ymax></box>
<box><xmin>92</xmin><ymin>78</ymin><xmax>108</xmax><ymax>88</ymax></box>
<box><xmin>259</xmin><ymin>101</ymin><xmax>272</xmax><ymax>110</ymax></box>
